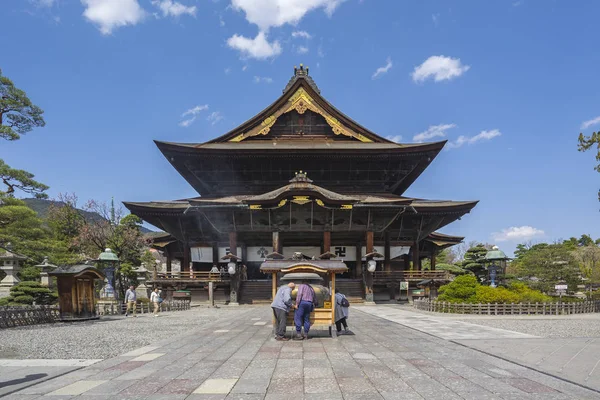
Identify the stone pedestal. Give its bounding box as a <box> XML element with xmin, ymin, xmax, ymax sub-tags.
<box><xmin>0</xmin><ymin>265</ymin><xmax>20</xmax><ymax>298</ymax></box>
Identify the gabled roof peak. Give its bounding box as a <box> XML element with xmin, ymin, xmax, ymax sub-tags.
<box><xmin>283</xmin><ymin>63</ymin><xmax>320</xmax><ymax>94</ymax></box>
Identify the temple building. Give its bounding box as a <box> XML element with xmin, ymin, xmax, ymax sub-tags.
<box><xmin>124</xmin><ymin>65</ymin><xmax>478</xmax><ymax>304</ymax></box>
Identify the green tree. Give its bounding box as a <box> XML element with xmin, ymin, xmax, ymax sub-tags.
<box><xmin>0</xmin><ymin>69</ymin><xmax>48</xmax><ymax>198</ymax></box>
<box><xmin>515</xmin><ymin>243</ymin><xmax>580</xmax><ymax>293</ymax></box>
<box><xmin>0</xmin><ymin>197</ymin><xmax>76</xmax><ymax>267</ymax></box>
<box><xmin>437</xmin><ymin>275</ymin><xmax>479</xmax><ymax>303</ymax></box>
<box><xmin>461</xmin><ymin>244</ymin><xmax>489</xmax><ymax>281</ymax></box>
<box><xmin>0</xmin><ymin>281</ymin><xmax>57</xmax><ymax>306</ymax></box>
<box><xmin>578</xmin><ymin>130</ymin><xmax>600</xmax><ymax>201</ymax></box>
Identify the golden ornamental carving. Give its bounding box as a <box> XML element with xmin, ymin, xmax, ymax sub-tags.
<box><xmin>292</xmin><ymin>196</ymin><xmax>311</xmax><ymax>205</ymax></box>
<box><xmin>277</xmin><ymin>199</ymin><xmax>288</xmax><ymax>208</ymax></box>
<box><xmin>249</xmin><ymin>204</ymin><xmax>262</xmax><ymax>210</ymax></box>
<box><xmin>315</xmin><ymin>199</ymin><xmax>325</xmax><ymax>207</ymax></box>
<box><xmin>340</xmin><ymin>204</ymin><xmax>353</xmax><ymax>210</ymax></box>
<box><xmin>228</xmin><ymin>87</ymin><xmax>373</xmax><ymax>143</ymax></box>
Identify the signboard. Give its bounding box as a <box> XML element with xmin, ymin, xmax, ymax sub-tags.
<box><xmin>247</xmin><ymin>246</ymin><xmax>273</xmax><ymax>262</ymax></box>
<box><xmin>400</xmin><ymin>281</ymin><xmax>409</xmax><ymax>290</ymax></box>
<box><xmin>555</xmin><ymin>284</ymin><xmax>568</xmax><ymax>291</ymax></box>
<box><xmin>190</xmin><ymin>247</ymin><xmax>212</xmax><ymax>263</ymax></box>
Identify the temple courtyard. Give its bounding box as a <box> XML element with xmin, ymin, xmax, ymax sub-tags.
<box><xmin>2</xmin><ymin>306</ymin><xmax>600</xmax><ymax>399</ymax></box>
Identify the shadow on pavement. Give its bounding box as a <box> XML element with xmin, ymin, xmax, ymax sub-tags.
<box><xmin>0</xmin><ymin>373</ymin><xmax>47</xmax><ymax>389</ymax></box>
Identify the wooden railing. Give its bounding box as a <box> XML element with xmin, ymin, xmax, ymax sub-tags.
<box><xmin>96</xmin><ymin>300</ymin><xmax>191</xmax><ymax>315</ymax></box>
<box><xmin>153</xmin><ymin>271</ymin><xmax>231</xmax><ymax>281</ymax></box>
<box><xmin>373</xmin><ymin>270</ymin><xmax>450</xmax><ymax>281</ymax></box>
<box><xmin>0</xmin><ymin>305</ymin><xmax>59</xmax><ymax>329</ymax></box>
<box><xmin>413</xmin><ymin>299</ymin><xmax>600</xmax><ymax>315</ymax></box>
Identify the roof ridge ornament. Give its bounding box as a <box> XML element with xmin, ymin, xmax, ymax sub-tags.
<box><xmin>289</xmin><ymin>170</ymin><xmax>313</xmax><ymax>183</ymax></box>
<box><xmin>283</xmin><ymin>63</ymin><xmax>320</xmax><ymax>94</ymax></box>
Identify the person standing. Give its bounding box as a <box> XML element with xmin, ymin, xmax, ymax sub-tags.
<box><xmin>124</xmin><ymin>285</ymin><xmax>137</xmax><ymax>317</ymax></box>
<box><xmin>271</xmin><ymin>282</ymin><xmax>295</xmax><ymax>341</ymax></box>
<box><xmin>294</xmin><ymin>281</ymin><xmax>316</xmax><ymax>340</ymax></box>
<box><xmin>335</xmin><ymin>289</ymin><xmax>352</xmax><ymax>335</ymax></box>
<box><xmin>150</xmin><ymin>287</ymin><xmax>161</xmax><ymax>317</ymax></box>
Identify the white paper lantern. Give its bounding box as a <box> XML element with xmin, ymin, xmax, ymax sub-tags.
<box><xmin>227</xmin><ymin>261</ymin><xmax>236</xmax><ymax>275</ymax></box>
<box><xmin>367</xmin><ymin>259</ymin><xmax>377</xmax><ymax>272</ymax></box>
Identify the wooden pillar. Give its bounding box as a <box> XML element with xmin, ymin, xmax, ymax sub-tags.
<box><xmin>355</xmin><ymin>243</ymin><xmax>362</xmax><ymax>279</ymax></box>
<box><xmin>365</xmin><ymin>231</ymin><xmax>374</xmax><ymax>304</ymax></box>
<box><xmin>413</xmin><ymin>241</ymin><xmax>420</xmax><ymax>271</ymax></box>
<box><xmin>229</xmin><ymin>232</ymin><xmax>237</xmax><ymax>256</ymax></box>
<box><xmin>323</xmin><ymin>231</ymin><xmax>331</xmax><ymax>254</ymax></box>
<box><xmin>431</xmin><ymin>251</ymin><xmax>437</xmax><ymax>271</ymax></box>
<box><xmin>402</xmin><ymin>255</ymin><xmax>409</xmax><ymax>271</ymax></box>
<box><xmin>272</xmin><ymin>231</ymin><xmax>281</xmax><ymax>254</ymax></box>
<box><xmin>182</xmin><ymin>244</ymin><xmax>190</xmax><ymax>272</ymax></box>
<box><xmin>228</xmin><ymin>232</ymin><xmax>239</xmax><ymax>305</ymax></box>
<box><xmin>366</xmin><ymin>231</ymin><xmax>374</xmax><ymax>254</ymax></box>
<box><xmin>384</xmin><ymin>232</ymin><xmax>391</xmax><ymax>272</ymax></box>
<box><xmin>166</xmin><ymin>249</ymin><xmax>172</xmax><ymax>273</ymax></box>
<box><xmin>212</xmin><ymin>242</ymin><xmax>219</xmax><ymax>267</ymax></box>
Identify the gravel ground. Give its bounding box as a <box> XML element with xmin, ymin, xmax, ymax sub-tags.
<box><xmin>0</xmin><ymin>306</ymin><xmax>254</xmax><ymax>359</ymax></box>
<box><xmin>452</xmin><ymin>317</ymin><xmax>600</xmax><ymax>338</ymax></box>
<box><xmin>399</xmin><ymin>304</ymin><xmax>600</xmax><ymax>338</ymax></box>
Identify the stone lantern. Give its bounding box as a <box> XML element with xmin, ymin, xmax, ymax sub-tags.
<box><xmin>134</xmin><ymin>264</ymin><xmax>150</xmax><ymax>299</ymax></box>
<box><xmin>484</xmin><ymin>246</ymin><xmax>510</xmax><ymax>288</ymax></box>
<box><xmin>0</xmin><ymin>243</ymin><xmax>27</xmax><ymax>298</ymax></box>
<box><xmin>35</xmin><ymin>257</ymin><xmax>57</xmax><ymax>288</ymax></box>
<box><xmin>98</xmin><ymin>248</ymin><xmax>119</xmax><ymax>300</ymax></box>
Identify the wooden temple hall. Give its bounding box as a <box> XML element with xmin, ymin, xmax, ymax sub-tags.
<box><xmin>124</xmin><ymin>65</ymin><xmax>478</xmax><ymax>304</ymax></box>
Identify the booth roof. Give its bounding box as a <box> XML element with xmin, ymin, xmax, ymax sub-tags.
<box><xmin>260</xmin><ymin>260</ymin><xmax>348</xmax><ymax>273</ymax></box>
<box><xmin>49</xmin><ymin>264</ymin><xmax>105</xmax><ymax>279</ymax></box>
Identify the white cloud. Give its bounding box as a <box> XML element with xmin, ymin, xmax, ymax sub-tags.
<box><xmin>386</xmin><ymin>135</ymin><xmax>403</xmax><ymax>143</ymax></box>
<box><xmin>253</xmin><ymin>76</ymin><xmax>273</xmax><ymax>84</ymax></box>
<box><xmin>581</xmin><ymin>116</ymin><xmax>600</xmax><ymax>130</ymax></box>
<box><xmin>219</xmin><ymin>15</ymin><xmax>225</xmax><ymax>26</ymax></box>
<box><xmin>224</xmin><ymin>67</ymin><xmax>232</xmax><ymax>74</ymax></box>
<box><xmin>447</xmin><ymin>129</ymin><xmax>501</xmax><ymax>149</ymax></box>
<box><xmin>292</xmin><ymin>30</ymin><xmax>312</xmax><ymax>39</ymax></box>
<box><xmin>412</xmin><ymin>55</ymin><xmax>470</xmax><ymax>83</ymax></box>
<box><xmin>372</xmin><ymin>57</ymin><xmax>392</xmax><ymax>79</ymax></box>
<box><xmin>82</xmin><ymin>0</ymin><xmax>147</xmax><ymax>35</ymax></box>
<box><xmin>432</xmin><ymin>13</ymin><xmax>440</xmax><ymax>26</ymax></box>
<box><xmin>230</xmin><ymin>0</ymin><xmax>345</xmax><ymax>32</ymax></box>
<box><xmin>413</xmin><ymin>123</ymin><xmax>456</xmax><ymax>142</ymax></box>
<box><xmin>492</xmin><ymin>226</ymin><xmax>545</xmax><ymax>242</ymax></box>
<box><xmin>152</xmin><ymin>0</ymin><xmax>197</xmax><ymax>17</ymax></box>
<box><xmin>34</xmin><ymin>0</ymin><xmax>56</xmax><ymax>7</ymax></box>
<box><xmin>296</xmin><ymin>46</ymin><xmax>309</xmax><ymax>54</ymax></box>
<box><xmin>317</xmin><ymin>44</ymin><xmax>325</xmax><ymax>57</ymax></box>
<box><xmin>207</xmin><ymin>111</ymin><xmax>224</xmax><ymax>125</ymax></box>
<box><xmin>242</xmin><ymin>65</ymin><xmax>248</xmax><ymax>71</ymax></box>
<box><xmin>179</xmin><ymin>104</ymin><xmax>209</xmax><ymax>127</ymax></box>
<box><xmin>227</xmin><ymin>31</ymin><xmax>282</xmax><ymax>60</ymax></box>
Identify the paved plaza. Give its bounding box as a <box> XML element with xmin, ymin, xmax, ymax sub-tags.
<box><xmin>2</xmin><ymin>305</ymin><xmax>600</xmax><ymax>399</ymax></box>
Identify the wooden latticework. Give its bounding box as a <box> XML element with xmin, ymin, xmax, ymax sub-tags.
<box><xmin>0</xmin><ymin>305</ymin><xmax>59</xmax><ymax>329</ymax></box>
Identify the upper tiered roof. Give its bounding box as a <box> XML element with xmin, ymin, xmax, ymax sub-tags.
<box><xmin>155</xmin><ymin>65</ymin><xmax>447</xmax><ymax>197</ymax></box>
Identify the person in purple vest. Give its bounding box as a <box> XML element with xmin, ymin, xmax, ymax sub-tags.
<box><xmin>293</xmin><ymin>280</ymin><xmax>316</xmax><ymax>340</ymax></box>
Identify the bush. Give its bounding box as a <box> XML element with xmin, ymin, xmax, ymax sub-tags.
<box><xmin>475</xmin><ymin>286</ymin><xmax>520</xmax><ymax>304</ymax></box>
<box><xmin>437</xmin><ymin>275</ymin><xmax>479</xmax><ymax>303</ymax></box>
<box><xmin>3</xmin><ymin>282</ymin><xmax>58</xmax><ymax>305</ymax></box>
<box><xmin>435</xmin><ymin>263</ymin><xmax>469</xmax><ymax>275</ymax></box>
<box><xmin>509</xmin><ymin>282</ymin><xmax>551</xmax><ymax>303</ymax></box>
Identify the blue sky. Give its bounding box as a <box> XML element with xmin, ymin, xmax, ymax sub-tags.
<box><xmin>2</xmin><ymin>0</ymin><xmax>599</xmax><ymax>255</ymax></box>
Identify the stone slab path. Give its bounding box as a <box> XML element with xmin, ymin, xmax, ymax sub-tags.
<box><xmin>4</xmin><ymin>305</ymin><xmax>599</xmax><ymax>399</ymax></box>
<box><xmin>455</xmin><ymin>338</ymin><xmax>600</xmax><ymax>394</ymax></box>
<box><xmin>0</xmin><ymin>359</ymin><xmax>99</xmax><ymax>398</ymax></box>
<box><xmin>354</xmin><ymin>305</ymin><xmax>538</xmax><ymax>340</ymax></box>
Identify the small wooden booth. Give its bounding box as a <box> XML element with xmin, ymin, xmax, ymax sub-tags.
<box><xmin>50</xmin><ymin>264</ymin><xmax>105</xmax><ymax>321</ymax></box>
<box><xmin>260</xmin><ymin>258</ymin><xmax>348</xmax><ymax>338</ymax></box>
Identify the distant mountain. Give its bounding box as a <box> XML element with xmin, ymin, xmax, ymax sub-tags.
<box><xmin>22</xmin><ymin>198</ymin><xmax>154</xmax><ymax>234</ymax></box>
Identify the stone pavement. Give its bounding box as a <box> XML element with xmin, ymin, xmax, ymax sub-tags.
<box><xmin>0</xmin><ymin>360</ymin><xmax>100</xmax><ymax>398</ymax></box>
<box><xmin>354</xmin><ymin>305</ymin><xmax>538</xmax><ymax>340</ymax></box>
<box><xmin>5</xmin><ymin>305</ymin><xmax>600</xmax><ymax>399</ymax></box>
<box><xmin>455</xmin><ymin>338</ymin><xmax>600</xmax><ymax>394</ymax></box>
